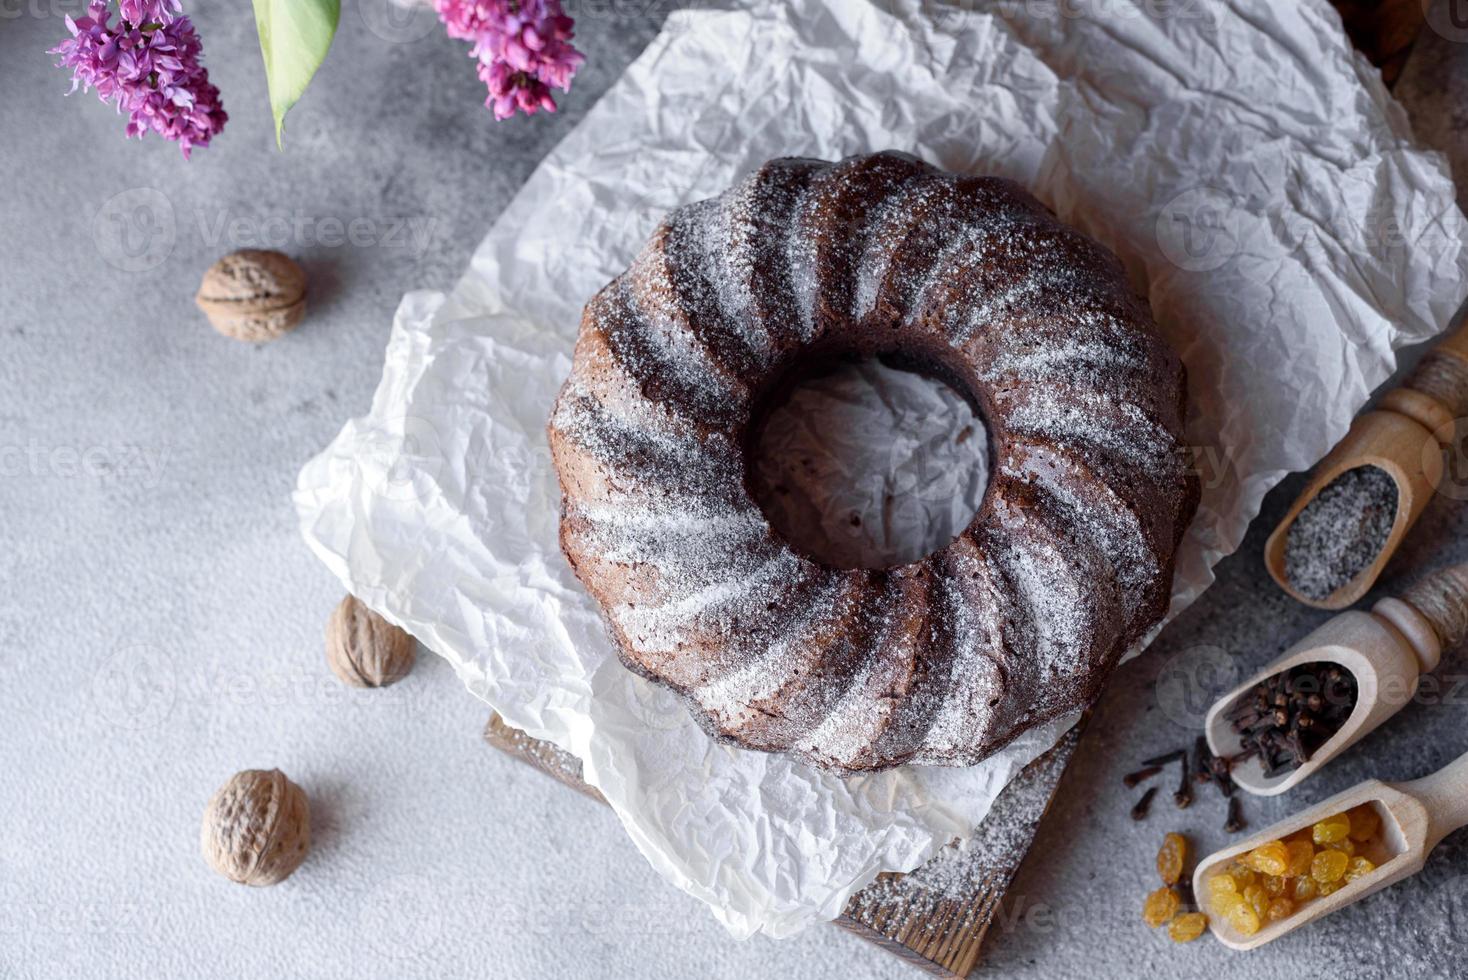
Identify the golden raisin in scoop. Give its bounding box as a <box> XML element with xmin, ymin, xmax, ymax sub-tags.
<box><xmin>1313</xmin><ymin>812</ymin><xmax>1351</xmax><ymax>845</ymax></box>
<box><xmin>1347</xmin><ymin>804</ymin><xmax>1380</xmax><ymax>842</ymax></box>
<box><xmin>1143</xmin><ymin>886</ymin><xmax>1181</xmax><ymax>927</ymax></box>
<box><xmin>1243</xmin><ymin>884</ymin><xmax>1270</xmax><ymax>919</ymax></box>
<box><xmin>1207</xmin><ymin>873</ymin><xmax>1239</xmax><ymax>901</ymax></box>
<box><xmin>1169</xmin><ymin>912</ymin><xmax>1208</xmax><ymax>943</ymax></box>
<box><xmin>1225</xmin><ymin>901</ymin><xmax>1262</xmax><ymax>936</ymax></box>
<box><xmin>1312</xmin><ymin>849</ymin><xmax>1349</xmax><ymax>884</ymax></box>
<box><xmin>1265</xmin><ymin>896</ymin><xmax>1295</xmax><ymax>922</ymax></box>
<box><xmin>1285</xmin><ymin>840</ymin><xmax>1314</xmax><ymax>877</ymax></box>
<box><xmin>1345</xmin><ymin>856</ymin><xmax>1377</xmax><ymax>882</ymax></box>
<box><xmin>1263</xmin><ymin>874</ymin><xmax>1286</xmax><ymax>897</ymax></box>
<box><xmin>1294</xmin><ymin>876</ymin><xmax>1319</xmax><ymax>901</ymax></box>
<box><xmin>1242</xmin><ymin>840</ymin><xmax>1291</xmax><ymax>877</ymax></box>
<box><xmin>1227</xmin><ymin>862</ymin><xmax>1259</xmax><ymax>889</ymax></box>
<box><xmin>1157</xmin><ymin>833</ymin><xmax>1188</xmax><ymax>885</ymax></box>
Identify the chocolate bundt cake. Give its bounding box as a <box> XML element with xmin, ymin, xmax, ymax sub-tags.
<box><xmin>549</xmin><ymin>151</ymin><xmax>1199</xmax><ymax>773</ymax></box>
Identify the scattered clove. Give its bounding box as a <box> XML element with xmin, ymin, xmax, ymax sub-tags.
<box><xmin>1193</xmin><ymin>736</ymin><xmax>1214</xmax><ymax>786</ymax></box>
<box><xmin>1131</xmin><ymin>786</ymin><xmax>1159</xmax><ymax>821</ymax></box>
<box><xmin>1224</xmin><ymin>796</ymin><xmax>1246</xmax><ymax>833</ymax></box>
<box><xmin>1123</xmin><ymin>765</ymin><xmax>1163</xmax><ymax>789</ymax></box>
<box><xmin>1173</xmin><ymin>751</ymin><xmax>1193</xmax><ymax>810</ymax></box>
<box><xmin>1142</xmin><ymin>749</ymin><xmax>1186</xmax><ymax>768</ymax></box>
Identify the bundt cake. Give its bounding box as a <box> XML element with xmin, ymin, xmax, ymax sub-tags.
<box><xmin>548</xmin><ymin>151</ymin><xmax>1199</xmax><ymax>773</ymax></box>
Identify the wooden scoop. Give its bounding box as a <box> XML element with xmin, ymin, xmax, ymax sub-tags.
<box><xmin>1265</xmin><ymin>322</ymin><xmax>1468</xmax><ymax>610</ymax></box>
<box><xmin>1206</xmin><ymin>563</ymin><xmax>1468</xmax><ymax>796</ymax></box>
<box><xmin>1193</xmin><ymin>748</ymin><xmax>1468</xmax><ymax>950</ymax></box>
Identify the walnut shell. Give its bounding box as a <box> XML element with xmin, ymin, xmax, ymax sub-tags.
<box><xmin>201</xmin><ymin>769</ymin><xmax>310</xmax><ymax>886</ymax></box>
<box><xmin>326</xmin><ymin>594</ymin><xmax>416</xmax><ymax>688</ymax></box>
<box><xmin>195</xmin><ymin>249</ymin><xmax>306</xmax><ymax>342</ymax></box>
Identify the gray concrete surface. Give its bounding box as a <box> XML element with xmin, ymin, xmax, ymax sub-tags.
<box><xmin>1</xmin><ymin>3</ymin><xmax>1465</xmax><ymax>979</ymax></box>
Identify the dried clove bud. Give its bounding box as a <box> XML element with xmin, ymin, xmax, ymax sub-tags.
<box><xmin>1224</xmin><ymin>797</ymin><xmax>1246</xmax><ymax>833</ymax></box>
<box><xmin>1123</xmin><ymin>765</ymin><xmax>1163</xmax><ymax>789</ymax></box>
<box><xmin>1131</xmin><ymin>786</ymin><xmax>1159</xmax><ymax>821</ymax></box>
<box><xmin>1173</xmin><ymin>752</ymin><xmax>1193</xmax><ymax>810</ymax></box>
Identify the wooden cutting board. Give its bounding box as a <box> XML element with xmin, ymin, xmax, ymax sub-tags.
<box><xmin>482</xmin><ymin>4</ymin><xmax>1422</xmax><ymax>974</ymax></box>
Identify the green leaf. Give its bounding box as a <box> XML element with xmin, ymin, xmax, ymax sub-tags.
<box><xmin>252</xmin><ymin>0</ymin><xmax>340</xmax><ymax>148</ymax></box>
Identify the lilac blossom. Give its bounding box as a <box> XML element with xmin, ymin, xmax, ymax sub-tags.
<box><xmin>435</xmin><ymin>0</ymin><xmax>584</xmax><ymax>120</ymax></box>
<box><xmin>52</xmin><ymin>1</ymin><xmax>226</xmax><ymax>159</ymax></box>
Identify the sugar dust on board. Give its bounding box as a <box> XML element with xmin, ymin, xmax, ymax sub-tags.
<box><xmin>1284</xmin><ymin>465</ymin><xmax>1398</xmax><ymax>600</ymax></box>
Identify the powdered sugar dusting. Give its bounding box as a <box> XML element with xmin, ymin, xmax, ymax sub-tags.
<box><xmin>550</xmin><ymin>151</ymin><xmax>1193</xmax><ymax>772</ymax></box>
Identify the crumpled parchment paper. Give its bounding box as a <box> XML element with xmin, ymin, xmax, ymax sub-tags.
<box><xmin>294</xmin><ymin>0</ymin><xmax>1468</xmax><ymax>939</ymax></box>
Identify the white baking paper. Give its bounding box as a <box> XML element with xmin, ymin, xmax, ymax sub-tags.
<box><xmin>294</xmin><ymin>0</ymin><xmax>1468</xmax><ymax>939</ymax></box>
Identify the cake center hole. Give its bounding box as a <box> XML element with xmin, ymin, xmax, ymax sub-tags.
<box><xmin>749</xmin><ymin>357</ymin><xmax>990</xmax><ymax>570</ymax></box>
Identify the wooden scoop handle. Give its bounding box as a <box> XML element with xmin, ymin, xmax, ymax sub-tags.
<box><xmin>1399</xmin><ymin>320</ymin><xmax>1468</xmax><ymax>422</ymax></box>
<box><xmin>1399</xmin><ymin>562</ymin><xmax>1468</xmax><ymax>655</ymax></box>
<box><xmin>1403</xmin><ymin>750</ymin><xmax>1468</xmax><ymax>854</ymax></box>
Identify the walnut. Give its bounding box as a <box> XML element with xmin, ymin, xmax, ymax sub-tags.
<box><xmin>195</xmin><ymin>249</ymin><xmax>306</xmax><ymax>342</ymax></box>
<box><xmin>325</xmin><ymin>594</ymin><xmax>416</xmax><ymax>688</ymax></box>
<box><xmin>200</xmin><ymin>769</ymin><xmax>310</xmax><ymax>886</ymax></box>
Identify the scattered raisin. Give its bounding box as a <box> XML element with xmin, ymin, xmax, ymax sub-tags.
<box><xmin>1169</xmin><ymin>911</ymin><xmax>1208</xmax><ymax>943</ymax></box>
<box><xmin>1143</xmin><ymin>886</ymin><xmax>1182</xmax><ymax>927</ymax></box>
<box><xmin>1157</xmin><ymin>833</ymin><xmax>1188</xmax><ymax>885</ymax></box>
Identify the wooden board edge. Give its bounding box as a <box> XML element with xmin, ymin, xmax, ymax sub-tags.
<box><xmin>483</xmin><ymin>711</ymin><xmax>1083</xmax><ymax>978</ymax></box>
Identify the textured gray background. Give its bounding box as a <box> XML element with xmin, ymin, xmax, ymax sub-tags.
<box><xmin>2</xmin><ymin>2</ymin><xmax>1466</xmax><ymax>979</ymax></box>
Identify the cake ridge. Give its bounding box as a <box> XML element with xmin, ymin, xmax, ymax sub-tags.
<box><xmin>549</xmin><ymin>151</ymin><xmax>1199</xmax><ymax>773</ymax></box>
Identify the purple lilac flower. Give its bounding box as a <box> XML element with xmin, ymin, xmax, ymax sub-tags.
<box><xmin>435</xmin><ymin>0</ymin><xmax>584</xmax><ymax>120</ymax></box>
<box><xmin>52</xmin><ymin>1</ymin><xmax>226</xmax><ymax>159</ymax></box>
